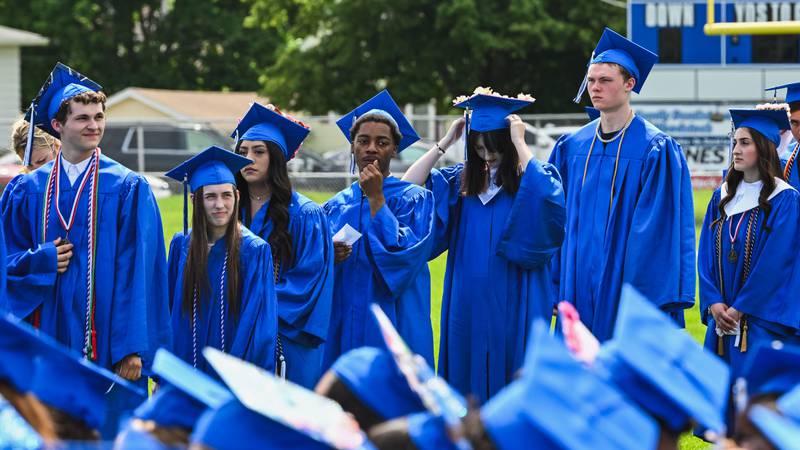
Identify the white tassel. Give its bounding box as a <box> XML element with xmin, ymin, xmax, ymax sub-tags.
<box><xmin>22</xmin><ymin>103</ymin><xmax>35</xmax><ymax>166</ymax></box>
<box><xmin>572</xmin><ymin>52</ymin><xmax>595</xmax><ymax>104</ymax></box>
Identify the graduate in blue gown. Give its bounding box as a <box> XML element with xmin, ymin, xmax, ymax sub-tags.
<box><xmin>698</xmin><ymin>109</ymin><xmax>800</xmax><ymax>431</ymax></box>
<box><xmin>550</xmin><ymin>28</ymin><xmax>695</xmax><ymax>341</ymax></box>
<box><xmin>402</xmin><ymin>89</ymin><xmax>566</xmax><ymax>402</ymax></box>
<box><xmin>764</xmin><ymin>83</ymin><xmax>800</xmax><ymax>190</ymax></box>
<box><xmin>165</xmin><ymin>146</ymin><xmax>278</xmax><ymax>376</ymax></box>
<box><xmin>322</xmin><ymin>90</ymin><xmax>435</xmax><ymax>368</ymax></box>
<box><xmin>231</xmin><ymin>102</ymin><xmax>334</xmax><ymax>388</ymax></box>
<box><xmin>0</xmin><ymin>63</ymin><xmax>170</xmax><ymax>436</ymax></box>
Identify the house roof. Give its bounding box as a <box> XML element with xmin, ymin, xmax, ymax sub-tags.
<box><xmin>106</xmin><ymin>87</ymin><xmax>271</xmax><ymax>124</ymax></box>
<box><xmin>0</xmin><ymin>26</ymin><xmax>48</xmax><ymax>46</ymax></box>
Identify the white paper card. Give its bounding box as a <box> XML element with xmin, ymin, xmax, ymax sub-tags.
<box><xmin>333</xmin><ymin>224</ymin><xmax>362</xmax><ymax>246</ymax></box>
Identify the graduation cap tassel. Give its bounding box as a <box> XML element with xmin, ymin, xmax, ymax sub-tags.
<box><xmin>572</xmin><ymin>52</ymin><xmax>595</xmax><ymax>104</ymax></box>
<box><xmin>182</xmin><ymin>176</ymin><xmax>189</xmax><ymax>236</ymax></box>
<box><xmin>22</xmin><ymin>103</ymin><xmax>35</xmax><ymax>167</ymax></box>
<box><xmin>463</xmin><ymin>110</ymin><xmax>471</xmax><ymax>162</ymax></box>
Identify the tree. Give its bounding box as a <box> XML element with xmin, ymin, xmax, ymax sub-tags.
<box><xmin>246</xmin><ymin>0</ymin><xmax>625</xmax><ymax>114</ymax></box>
<box><xmin>0</xmin><ymin>0</ymin><xmax>281</xmax><ymax>105</ymax></box>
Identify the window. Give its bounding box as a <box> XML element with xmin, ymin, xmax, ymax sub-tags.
<box><xmin>658</xmin><ymin>28</ymin><xmax>682</xmax><ymax>63</ymax></box>
<box><xmin>752</xmin><ymin>35</ymin><xmax>799</xmax><ymax>63</ymax></box>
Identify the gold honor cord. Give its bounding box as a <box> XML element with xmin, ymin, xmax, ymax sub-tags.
<box><xmin>580</xmin><ymin>110</ymin><xmax>635</xmax><ymax>215</ymax></box>
<box><xmin>782</xmin><ymin>142</ymin><xmax>800</xmax><ymax>181</ymax></box>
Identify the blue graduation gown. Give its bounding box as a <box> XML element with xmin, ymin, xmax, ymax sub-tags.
<box><xmin>0</xmin><ymin>155</ymin><xmax>171</xmax><ymax>371</ymax></box>
<box><xmin>698</xmin><ymin>185</ymin><xmax>800</xmax><ymax>372</ymax></box>
<box><xmin>780</xmin><ymin>141</ymin><xmax>800</xmax><ymax>190</ymax></box>
<box><xmin>549</xmin><ymin>115</ymin><xmax>696</xmax><ymax>341</ymax></box>
<box><xmin>322</xmin><ymin>177</ymin><xmax>435</xmax><ymax>369</ymax></box>
<box><xmin>167</xmin><ymin>225</ymin><xmax>278</xmax><ymax>376</ymax></box>
<box><xmin>427</xmin><ymin>160</ymin><xmax>565</xmax><ymax>402</ymax></box>
<box><xmin>243</xmin><ymin>191</ymin><xmax>334</xmax><ymax>388</ymax></box>
<box><xmin>698</xmin><ymin>183</ymin><xmax>800</xmax><ymax>429</ymax></box>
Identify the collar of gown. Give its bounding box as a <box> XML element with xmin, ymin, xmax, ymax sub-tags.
<box><xmin>721</xmin><ymin>177</ymin><xmax>794</xmax><ymax>217</ymax></box>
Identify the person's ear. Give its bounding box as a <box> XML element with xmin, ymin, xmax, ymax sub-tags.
<box><xmin>51</xmin><ymin>118</ymin><xmax>63</xmax><ymax>135</ymax></box>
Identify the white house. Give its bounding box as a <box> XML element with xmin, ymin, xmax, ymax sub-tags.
<box><xmin>0</xmin><ymin>25</ymin><xmax>48</xmax><ymax>151</ymax></box>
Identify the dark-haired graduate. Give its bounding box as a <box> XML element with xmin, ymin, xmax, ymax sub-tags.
<box><xmin>165</xmin><ymin>146</ymin><xmax>278</xmax><ymax>376</ymax></box>
<box><xmin>231</xmin><ymin>102</ymin><xmax>334</xmax><ymax>388</ymax></box>
<box><xmin>403</xmin><ymin>88</ymin><xmax>566</xmax><ymax>402</ymax></box>
<box><xmin>322</xmin><ymin>90</ymin><xmax>435</xmax><ymax>369</ymax></box>
<box><xmin>550</xmin><ymin>28</ymin><xmax>696</xmax><ymax>341</ymax></box>
<box><xmin>764</xmin><ymin>82</ymin><xmax>800</xmax><ymax>190</ymax></box>
<box><xmin>698</xmin><ymin>109</ymin><xmax>800</xmax><ymax>428</ymax></box>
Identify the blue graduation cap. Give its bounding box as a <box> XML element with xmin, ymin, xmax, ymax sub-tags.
<box><xmin>585</xmin><ymin>106</ymin><xmax>601</xmax><ymax>121</ymax></box>
<box><xmin>164</xmin><ymin>145</ymin><xmax>252</xmax><ymax>193</ymax></box>
<box><xmin>594</xmin><ymin>285</ymin><xmax>729</xmax><ymax>434</ymax></box>
<box><xmin>134</xmin><ymin>349</ymin><xmax>233</xmax><ymax>429</ymax></box>
<box><xmin>230</xmin><ymin>103</ymin><xmax>311</xmax><ymax>161</ymax></box>
<box><xmin>198</xmin><ymin>347</ymin><xmax>374</xmax><ymax>450</ymax></box>
<box><xmin>730</xmin><ymin>108</ymin><xmax>791</xmax><ymax>148</ymax></box>
<box><xmin>22</xmin><ymin>62</ymin><xmax>101</xmax><ymax>165</ymax></box>
<box><xmin>336</xmin><ymin>89</ymin><xmax>419</xmax><ymax>153</ymax></box>
<box><xmin>766</xmin><ymin>82</ymin><xmax>800</xmax><ymax>104</ymax></box>
<box><xmin>29</xmin><ymin>338</ymin><xmax>145</xmax><ymax>430</ymax></box>
<box><xmin>574</xmin><ymin>27</ymin><xmax>658</xmax><ymax>103</ymax></box>
<box><xmin>0</xmin><ymin>313</ymin><xmax>53</xmax><ymax>393</ymax></box>
<box><xmin>482</xmin><ymin>319</ymin><xmax>658</xmax><ymax>450</ymax></box>
<box><xmin>407</xmin><ymin>412</ymin><xmax>458</xmax><ymax>450</ymax></box>
<box><xmin>331</xmin><ymin>346</ymin><xmax>426</xmax><ymax>420</ymax></box>
<box><xmin>453</xmin><ymin>94</ymin><xmax>534</xmax><ymax>133</ymax></box>
<box><xmin>164</xmin><ymin>145</ymin><xmax>253</xmax><ymax>234</ymax></box>
<box><xmin>739</xmin><ymin>341</ymin><xmax>800</xmax><ymax>397</ymax></box>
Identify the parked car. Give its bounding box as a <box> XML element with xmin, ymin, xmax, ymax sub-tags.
<box><xmin>286</xmin><ymin>150</ymin><xmax>336</xmax><ymax>173</ymax></box>
<box><xmin>99</xmin><ymin>123</ymin><xmax>230</xmax><ymax>173</ymax></box>
<box><xmin>323</xmin><ymin>139</ymin><xmax>463</xmax><ymax>174</ymax></box>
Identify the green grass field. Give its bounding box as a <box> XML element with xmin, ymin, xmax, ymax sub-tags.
<box><xmin>157</xmin><ymin>189</ymin><xmax>716</xmax><ymax>450</ymax></box>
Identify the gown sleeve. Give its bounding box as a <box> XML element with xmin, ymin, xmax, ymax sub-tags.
<box><xmin>622</xmin><ymin>136</ymin><xmax>696</xmax><ymax>312</ymax></box>
<box><xmin>547</xmin><ymin>135</ymin><xmax>570</xmax><ymax>300</ymax></box>
<box><xmin>1</xmin><ymin>175</ymin><xmax>58</xmax><ymax>316</ymax></box>
<box><xmin>425</xmin><ymin>164</ymin><xmax>463</xmax><ymax>259</ymax></box>
<box><xmin>697</xmin><ymin>190</ymin><xmax>724</xmax><ymax>325</ymax></box>
<box><xmin>731</xmin><ymin>191</ymin><xmax>800</xmax><ymax>330</ymax></box>
<box><xmin>365</xmin><ymin>186</ymin><xmax>435</xmax><ymax>299</ymax></box>
<box><xmin>496</xmin><ymin>159</ymin><xmax>566</xmax><ymax>270</ymax></box>
<box><xmin>109</xmin><ymin>175</ymin><xmax>172</xmax><ymax>370</ymax></box>
<box><xmin>276</xmin><ymin>204</ymin><xmax>334</xmax><ymax>347</ymax></box>
<box><xmin>234</xmin><ymin>240</ymin><xmax>278</xmax><ymax>372</ymax></box>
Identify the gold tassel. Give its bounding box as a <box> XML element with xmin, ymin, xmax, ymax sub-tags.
<box><xmin>740</xmin><ymin>318</ymin><xmax>748</xmax><ymax>353</ymax></box>
<box><xmin>717</xmin><ymin>335</ymin><xmax>724</xmax><ymax>356</ymax></box>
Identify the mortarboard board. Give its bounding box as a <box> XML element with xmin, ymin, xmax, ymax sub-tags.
<box><xmin>164</xmin><ymin>145</ymin><xmax>253</xmax><ymax>235</ymax></box>
<box><xmin>331</xmin><ymin>346</ymin><xmax>426</xmax><ymax>421</ymax></box>
<box><xmin>164</xmin><ymin>145</ymin><xmax>252</xmax><ymax>193</ymax></box>
<box><xmin>748</xmin><ymin>383</ymin><xmax>800</xmax><ymax>450</ymax></box>
<box><xmin>198</xmin><ymin>347</ymin><xmax>373</xmax><ymax>450</ymax></box>
<box><xmin>585</xmin><ymin>106</ymin><xmax>601</xmax><ymax>121</ymax></box>
<box><xmin>453</xmin><ymin>93</ymin><xmax>534</xmax><ymax>133</ymax></box>
<box><xmin>574</xmin><ymin>27</ymin><xmax>658</xmax><ymax>103</ymax></box>
<box><xmin>336</xmin><ymin>90</ymin><xmax>419</xmax><ymax>153</ymax></box>
<box><xmin>370</xmin><ymin>304</ymin><xmax>469</xmax><ymax>449</ymax></box>
<box><xmin>594</xmin><ymin>285</ymin><xmax>729</xmax><ymax>435</ymax></box>
<box><xmin>134</xmin><ymin>349</ymin><xmax>232</xmax><ymax>429</ymax></box>
<box><xmin>482</xmin><ymin>319</ymin><xmax>659</xmax><ymax>450</ymax></box>
<box><xmin>739</xmin><ymin>341</ymin><xmax>800</xmax><ymax>397</ymax></box>
<box><xmin>29</xmin><ymin>339</ymin><xmax>145</xmax><ymax>430</ymax></box>
<box><xmin>0</xmin><ymin>313</ymin><xmax>54</xmax><ymax>392</ymax></box>
<box><xmin>730</xmin><ymin>108</ymin><xmax>791</xmax><ymax>147</ymax></box>
<box><xmin>765</xmin><ymin>82</ymin><xmax>800</xmax><ymax>104</ymax></box>
<box><xmin>230</xmin><ymin>102</ymin><xmax>311</xmax><ymax>161</ymax></box>
<box><xmin>22</xmin><ymin>62</ymin><xmax>102</xmax><ymax>165</ymax></box>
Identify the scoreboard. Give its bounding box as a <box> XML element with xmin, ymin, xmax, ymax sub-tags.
<box><xmin>629</xmin><ymin>1</ymin><xmax>800</xmax><ymax>64</ymax></box>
